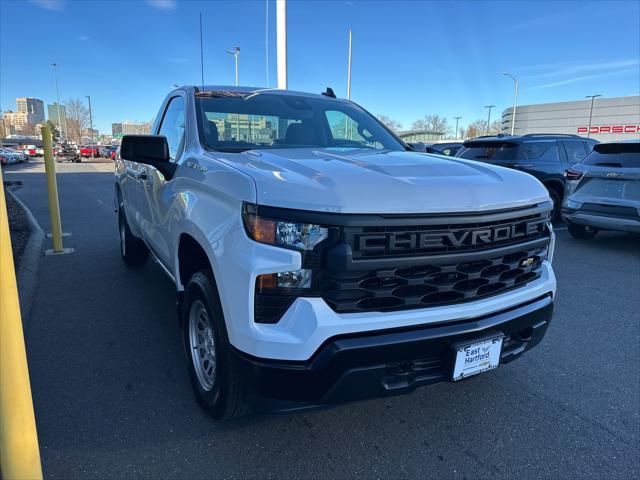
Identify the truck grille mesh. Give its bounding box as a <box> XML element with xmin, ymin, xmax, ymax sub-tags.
<box><xmin>320</xmin><ymin>247</ymin><xmax>546</xmax><ymax>314</ymax></box>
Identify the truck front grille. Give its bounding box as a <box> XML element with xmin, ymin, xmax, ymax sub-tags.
<box><xmin>320</xmin><ymin>246</ymin><xmax>546</xmax><ymax>314</ymax></box>
<box><xmin>252</xmin><ymin>202</ymin><xmax>552</xmax><ymax>322</ymax></box>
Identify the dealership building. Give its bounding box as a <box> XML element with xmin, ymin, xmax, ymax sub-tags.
<box><xmin>501</xmin><ymin>95</ymin><xmax>640</xmax><ymax>142</ymax></box>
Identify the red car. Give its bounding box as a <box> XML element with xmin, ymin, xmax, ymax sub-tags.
<box><xmin>21</xmin><ymin>144</ymin><xmax>37</xmax><ymax>156</ymax></box>
<box><xmin>79</xmin><ymin>145</ymin><xmax>99</xmax><ymax>158</ymax></box>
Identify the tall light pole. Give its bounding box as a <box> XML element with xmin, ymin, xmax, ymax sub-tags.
<box><xmin>502</xmin><ymin>72</ymin><xmax>518</xmax><ymax>135</ymax></box>
<box><xmin>225</xmin><ymin>47</ymin><xmax>240</xmax><ymax>86</ymax></box>
<box><xmin>85</xmin><ymin>95</ymin><xmax>94</xmax><ymax>154</ymax></box>
<box><xmin>276</xmin><ymin>0</ymin><xmax>287</xmax><ymax>89</ymax></box>
<box><xmin>484</xmin><ymin>105</ymin><xmax>495</xmax><ymax>135</ymax></box>
<box><xmin>51</xmin><ymin>63</ymin><xmax>67</xmax><ymax>142</ymax></box>
<box><xmin>585</xmin><ymin>94</ymin><xmax>601</xmax><ymax>138</ymax></box>
<box><xmin>454</xmin><ymin>116</ymin><xmax>462</xmax><ymax>140</ymax></box>
<box><xmin>347</xmin><ymin>28</ymin><xmax>353</xmax><ymax>100</ymax></box>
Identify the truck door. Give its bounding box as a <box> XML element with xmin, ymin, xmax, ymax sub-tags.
<box><xmin>137</xmin><ymin>95</ymin><xmax>186</xmax><ymax>268</ymax></box>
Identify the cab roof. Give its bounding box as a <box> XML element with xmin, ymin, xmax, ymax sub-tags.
<box><xmin>177</xmin><ymin>85</ymin><xmax>347</xmax><ymax>101</ymax></box>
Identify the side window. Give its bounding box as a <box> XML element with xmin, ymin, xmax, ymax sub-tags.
<box><xmin>562</xmin><ymin>141</ymin><xmax>587</xmax><ymax>163</ymax></box>
<box><xmin>158</xmin><ymin>96</ymin><xmax>186</xmax><ymax>161</ymax></box>
<box><xmin>325</xmin><ymin>110</ymin><xmax>383</xmax><ymax>149</ymax></box>
<box><xmin>520</xmin><ymin>141</ymin><xmax>555</xmax><ymax>161</ymax></box>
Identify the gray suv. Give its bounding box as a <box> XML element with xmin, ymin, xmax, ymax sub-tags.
<box><xmin>561</xmin><ymin>140</ymin><xmax>640</xmax><ymax>238</ymax></box>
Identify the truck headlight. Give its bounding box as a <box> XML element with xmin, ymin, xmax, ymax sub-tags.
<box><xmin>243</xmin><ymin>206</ymin><xmax>328</xmax><ymax>250</ymax></box>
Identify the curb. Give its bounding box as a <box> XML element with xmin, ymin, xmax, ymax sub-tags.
<box><xmin>6</xmin><ymin>186</ymin><xmax>44</xmax><ymax>327</ymax></box>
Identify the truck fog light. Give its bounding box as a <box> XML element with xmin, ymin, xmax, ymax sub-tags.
<box><xmin>257</xmin><ymin>269</ymin><xmax>313</xmax><ymax>290</ymax></box>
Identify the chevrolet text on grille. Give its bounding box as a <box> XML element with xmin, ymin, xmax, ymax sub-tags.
<box><xmin>356</xmin><ymin>219</ymin><xmax>547</xmax><ymax>253</ymax></box>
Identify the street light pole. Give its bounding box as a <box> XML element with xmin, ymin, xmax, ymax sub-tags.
<box><xmin>276</xmin><ymin>0</ymin><xmax>287</xmax><ymax>90</ymax></box>
<box><xmin>502</xmin><ymin>72</ymin><xmax>518</xmax><ymax>135</ymax></box>
<box><xmin>85</xmin><ymin>95</ymin><xmax>94</xmax><ymax>155</ymax></box>
<box><xmin>51</xmin><ymin>63</ymin><xmax>67</xmax><ymax>142</ymax></box>
<box><xmin>484</xmin><ymin>105</ymin><xmax>495</xmax><ymax>135</ymax></box>
<box><xmin>347</xmin><ymin>28</ymin><xmax>352</xmax><ymax>100</ymax></box>
<box><xmin>454</xmin><ymin>116</ymin><xmax>462</xmax><ymax>140</ymax></box>
<box><xmin>585</xmin><ymin>94</ymin><xmax>602</xmax><ymax>139</ymax></box>
<box><xmin>226</xmin><ymin>47</ymin><xmax>240</xmax><ymax>86</ymax></box>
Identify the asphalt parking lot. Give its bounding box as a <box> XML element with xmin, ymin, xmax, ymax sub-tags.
<box><xmin>4</xmin><ymin>158</ymin><xmax>640</xmax><ymax>479</ymax></box>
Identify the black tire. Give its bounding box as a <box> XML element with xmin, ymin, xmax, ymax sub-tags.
<box><xmin>567</xmin><ymin>221</ymin><xmax>598</xmax><ymax>239</ymax></box>
<box><xmin>117</xmin><ymin>194</ymin><xmax>149</xmax><ymax>266</ymax></box>
<box><xmin>181</xmin><ymin>269</ymin><xmax>249</xmax><ymax>419</ymax></box>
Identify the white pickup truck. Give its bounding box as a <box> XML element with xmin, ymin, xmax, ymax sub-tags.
<box><xmin>115</xmin><ymin>86</ymin><xmax>556</xmax><ymax>419</ymax></box>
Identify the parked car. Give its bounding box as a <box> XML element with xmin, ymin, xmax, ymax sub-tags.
<box><xmin>21</xmin><ymin>144</ymin><xmax>37</xmax><ymax>156</ymax></box>
<box><xmin>115</xmin><ymin>86</ymin><xmax>556</xmax><ymax>419</ymax></box>
<box><xmin>55</xmin><ymin>145</ymin><xmax>80</xmax><ymax>163</ymax></box>
<box><xmin>0</xmin><ymin>147</ymin><xmax>27</xmax><ymax>163</ymax></box>
<box><xmin>80</xmin><ymin>145</ymin><xmax>99</xmax><ymax>157</ymax></box>
<box><xmin>36</xmin><ymin>147</ymin><xmax>44</xmax><ymax>156</ymax></box>
<box><xmin>561</xmin><ymin>140</ymin><xmax>639</xmax><ymax>238</ymax></box>
<box><xmin>409</xmin><ymin>142</ymin><xmax>464</xmax><ymax>156</ymax></box>
<box><xmin>456</xmin><ymin>134</ymin><xmax>598</xmax><ymax>219</ymax></box>
<box><xmin>110</xmin><ymin>147</ymin><xmax>119</xmax><ymax>160</ymax></box>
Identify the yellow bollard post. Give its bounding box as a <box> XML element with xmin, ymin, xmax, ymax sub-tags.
<box><xmin>0</xmin><ymin>172</ymin><xmax>43</xmax><ymax>479</ymax></box>
<box><xmin>42</xmin><ymin>125</ymin><xmax>63</xmax><ymax>252</ymax></box>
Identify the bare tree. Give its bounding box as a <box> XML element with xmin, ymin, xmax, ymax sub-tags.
<box><xmin>490</xmin><ymin>119</ymin><xmax>503</xmax><ymax>135</ymax></box>
<box><xmin>65</xmin><ymin>98</ymin><xmax>90</xmax><ymax>143</ymax></box>
<box><xmin>411</xmin><ymin>114</ymin><xmax>451</xmax><ymax>136</ymax></box>
<box><xmin>377</xmin><ymin>115</ymin><xmax>402</xmax><ymax>132</ymax></box>
<box><xmin>19</xmin><ymin>123</ymin><xmax>37</xmax><ymax>136</ymax></box>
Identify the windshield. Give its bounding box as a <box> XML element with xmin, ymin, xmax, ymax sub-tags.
<box><xmin>196</xmin><ymin>92</ymin><xmax>405</xmax><ymax>153</ymax></box>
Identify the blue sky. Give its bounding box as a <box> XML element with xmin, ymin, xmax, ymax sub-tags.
<box><xmin>1</xmin><ymin>0</ymin><xmax>639</xmax><ymax>134</ymax></box>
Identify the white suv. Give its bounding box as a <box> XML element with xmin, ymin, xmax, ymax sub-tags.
<box><xmin>115</xmin><ymin>86</ymin><xmax>556</xmax><ymax>418</ymax></box>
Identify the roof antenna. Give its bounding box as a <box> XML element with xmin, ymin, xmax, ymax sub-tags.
<box><xmin>199</xmin><ymin>12</ymin><xmax>205</xmax><ymax>92</ymax></box>
<box><xmin>322</xmin><ymin>87</ymin><xmax>336</xmax><ymax>98</ymax></box>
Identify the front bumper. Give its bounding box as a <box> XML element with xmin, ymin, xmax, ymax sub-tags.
<box><xmin>232</xmin><ymin>294</ymin><xmax>553</xmax><ymax>414</ymax></box>
<box><xmin>214</xmin><ymin>225</ymin><xmax>556</xmax><ymax>361</ymax></box>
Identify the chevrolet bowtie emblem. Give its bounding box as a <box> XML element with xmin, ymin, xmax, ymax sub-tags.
<box><xmin>520</xmin><ymin>257</ymin><xmax>536</xmax><ymax>268</ymax></box>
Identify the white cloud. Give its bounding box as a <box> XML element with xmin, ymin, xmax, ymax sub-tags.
<box><xmin>531</xmin><ymin>67</ymin><xmax>639</xmax><ymax>90</ymax></box>
<box><xmin>30</xmin><ymin>0</ymin><xmax>63</xmax><ymax>11</ymax></box>
<box><xmin>523</xmin><ymin>59</ymin><xmax>640</xmax><ymax>81</ymax></box>
<box><xmin>146</xmin><ymin>0</ymin><xmax>176</xmax><ymax>10</ymax></box>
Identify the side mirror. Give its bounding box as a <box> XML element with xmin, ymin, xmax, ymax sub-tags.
<box><xmin>120</xmin><ymin>135</ymin><xmax>169</xmax><ymax>164</ymax></box>
<box><xmin>120</xmin><ymin>135</ymin><xmax>177</xmax><ymax>180</ymax></box>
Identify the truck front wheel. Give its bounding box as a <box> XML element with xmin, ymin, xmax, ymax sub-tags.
<box><xmin>117</xmin><ymin>196</ymin><xmax>149</xmax><ymax>266</ymax></box>
<box><xmin>181</xmin><ymin>269</ymin><xmax>249</xmax><ymax>419</ymax></box>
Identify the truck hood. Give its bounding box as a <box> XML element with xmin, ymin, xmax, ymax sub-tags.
<box><xmin>205</xmin><ymin>148</ymin><xmax>550</xmax><ymax>214</ymax></box>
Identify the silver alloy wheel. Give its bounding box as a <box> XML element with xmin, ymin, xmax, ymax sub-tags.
<box><xmin>188</xmin><ymin>299</ymin><xmax>217</xmax><ymax>391</ymax></box>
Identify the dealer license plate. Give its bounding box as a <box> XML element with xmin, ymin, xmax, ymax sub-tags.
<box><xmin>452</xmin><ymin>336</ymin><xmax>503</xmax><ymax>381</ymax></box>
